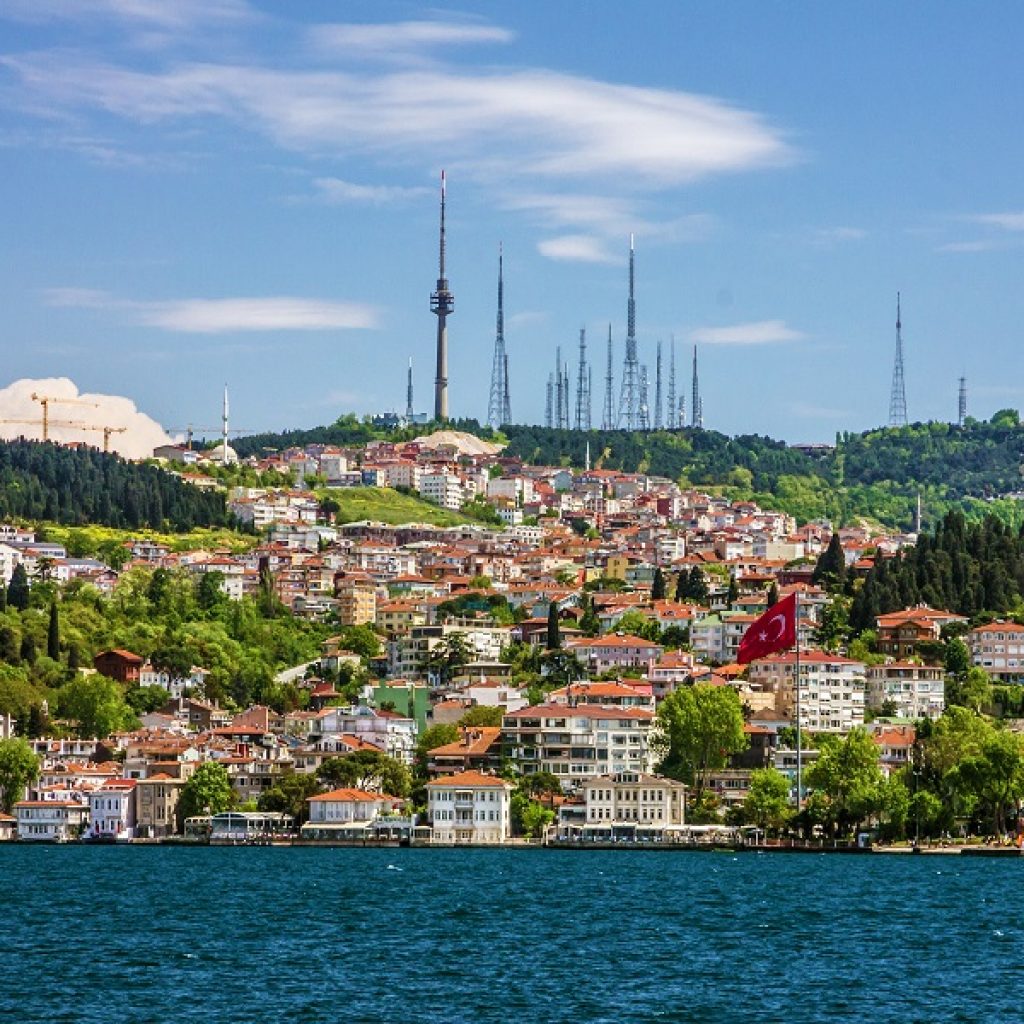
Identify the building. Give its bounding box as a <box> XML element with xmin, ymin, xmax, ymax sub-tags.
<box><xmin>581</xmin><ymin>772</ymin><xmax>686</xmax><ymax>827</ymax></box>
<box><xmin>14</xmin><ymin>801</ymin><xmax>89</xmax><ymax>842</ymax></box>
<box><xmin>93</xmin><ymin>649</ymin><xmax>144</xmax><ymax>684</ymax></box>
<box><xmin>502</xmin><ymin>704</ymin><xmax>657</xmax><ymax>788</ymax></box>
<box><xmin>335</xmin><ymin>572</ymin><xmax>378</xmax><ymax>627</ymax></box>
<box><xmin>875</xmin><ymin>606</ymin><xmax>967</xmax><ymax>658</ymax></box>
<box><xmin>301</xmin><ymin>788</ymin><xmax>410</xmax><ymax>841</ymax></box>
<box><xmin>425</xmin><ymin>770</ymin><xmax>513</xmax><ymax>844</ymax></box>
<box><xmin>426</xmin><ymin>727</ymin><xmax>503</xmax><ymax>778</ymax></box>
<box><xmin>746</xmin><ymin>650</ymin><xmax>866</xmax><ymax>734</ymax></box>
<box><xmin>135</xmin><ymin>774</ymin><xmax>186</xmax><ymax>838</ymax></box>
<box><xmin>967</xmin><ymin>622</ymin><xmax>1024</xmax><ymax>684</ymax></box>
<box><xmin>865</xmin><ymin>663</ymin><xmax>945</xmax><ymax>719</ymax></box>
<box><xmin>86</xmin><ymin>779</ymin><xmax>137</xmax><ymax>841</ymax></box>
<box><xmin>565</xmin><ymin>634</ymin><xmax>664</xmax><ymax>674</ymax></box>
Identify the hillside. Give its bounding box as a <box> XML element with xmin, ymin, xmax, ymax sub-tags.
<box><xmin>318</xmin><ymin>486</ymin><xmax>475</xmax><ymax>528</ymax></box>
<box><xmin>231</xmin><ymin>411</ymin><xmax>1024</xmax><ymax>531</ymax></box>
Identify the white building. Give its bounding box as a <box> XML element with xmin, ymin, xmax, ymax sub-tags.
<box><xmin>865</xmin><ymin>663</ymin><xmax>945</xmax><ymax>720</ymax></box>
<box><xmin>968</xmin><ymin>622</ymin><xmax>1024</xmax><ymax>684</ymax></box>
<box><xmin>580</xmin><ymin>772</ymin><xmax>686</xmax><ymax>829</ymax></box>
<box><xmin>300</xmin><ymin>788</ymin><xmax>410</xmax><ymax>840</ymax></box>
<box><xmin>310</xmin><ymin>705</ymin><xmax>417</xmax><ymax>765</ymax></box>
<box><xmin>86</xmin><ymin>780</ymin><xmax>137</xmax><ymax>841</ymax></box>
<box><xmin>418</xmin><ymin>472</ymin><xmax>467</xmax><ymax>511</ymax></box>
<box><xmin>14</xmin><ymin>800</ymin><xmax>89</xmax><ymax>842</ymax></box>
<box><xmin>746</xmin><ymin>650</ymin><xmax>866</xmax><ymax>734</ymax></box>
<box><xmin>426</xmin><ymin>770</ymin><xmax>513</xmax><ymax>844</ymax></box>
<box><xmin>502</xmin><ymin>704</ymin><xmax>658</xmax><ymax>788</ymax></box>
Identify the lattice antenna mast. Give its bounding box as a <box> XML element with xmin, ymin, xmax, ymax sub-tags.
<box><xmin>221</xmin><ymin>384</ymin><xmax>229</xmax><ymax>466</ymax></box>
<box><xmin>691</xmin><ymin>345</ymin><xmax>701</xmax><ymax>428</ymax></box>
<box><xmin>575</xmin><ymin>327</ymin><xmax>591</xmax><ymax>431</ymax></box>
<box><xmin>430</xmin><ymin>171</ymin><xmax>454</xmax><ymax>421</ymax></box>
<box><xmin>602</xmin><ymin>324</ymin><xmax>615</xmax><ymax>430</ymax></box>
<box><xmin>487</xmin><ymin>244</ymin><xmax>508</xmax><ymax>428</ymax></box>
<box><xmin>545</xmin><ymin>373</ymin><xmax>553</xmax><ymax>428</ymax></box>
<box><xmin>666</xmin><ymin>337</ymin><xmax>676</xmax><ymax>430</ymax></box>
<box><xmin>502</xmin><ymin>353</ymin><xmax>511</xmax><ymax>426</ymax></box>
<box><xmin>563</xmin><ymin>359</ymin><xmax>571</xmax><ymax>431</ymax></box>
<box><xmin>406</xmin><ymin>358</ymin><xmax>414</xmax><ymax>422</ymax></box>
<box><xmin>653</xmin><ymin>340</ymin><xmax>664</xmax><ymax>430</ymax></box>
<box><xmin>958</xmin><ymin>375</ymin><xmax>967</xmax><ymax>428</ymax></box>
<box><xmin>617</xmin><ymin>235</ymin><xmax>640</xmax><ymax>429</ymax></box>
<box><xmin>638</xmin><ymin>365</ymin><xmax>650</xmax><ymax>431</ymax></box>
<box><xmin>889</xmin><ymin>291</ymin><xmax>908</xmax><ymax>428</ymax></box>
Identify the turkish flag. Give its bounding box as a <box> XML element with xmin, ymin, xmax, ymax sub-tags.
<box><xmin>737</xmin><ymin>593</ymin><xmax>797</xmax><ymax>664</ymax></box>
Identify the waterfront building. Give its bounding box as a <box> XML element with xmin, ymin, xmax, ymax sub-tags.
<box><xmin>425</xmin><ymin>770</ymin><xmax>513</xmax><ymax>844</ymax></box>
<box><xmin>86</xmin><ymin>779</ymin><xmax>137</xmax><ymax>840</ymax></box>
<box><xmin>135</xmin><ymin>773</ymin><xmax>186</xmax><ymax>838</ymax></box>
<box><xmin>13</xmin><ymin>800</ymin><xmax>88</xmax><ymax>842</ymax></box>
<box><xmin>301</xmin><ymin>789</ymin><xmax>410</xmax><ymax>841</ymax></box>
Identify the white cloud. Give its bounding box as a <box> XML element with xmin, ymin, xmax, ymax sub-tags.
<box><xmin>969</xmin><ymin>212</ymin><xmax>1024</xmax><ymax>231</ymax></box>
<box><xmin>1</xmin><ymin>0</ymin><xmax>253</xmax><ymax>28</ymax></box>
<box><xmin>0</xmin><ymin>54</ymin><xmax>793</xmax><ymax>187</ymax></box>
<box><xmin>310</xmin><ymin>177</ymin><xmax>430</xmax><ymax>204</ymax></box>
<box><xmin>310</xmin><ymin>20</ymin><xmax>515</xmax><ymax>55</ymax></box>
<box><xmin>0</xmin><ymin>376</ymin><xmax>172</xmax><ymax>459</ymax></box>
<box><xmin>690</xmin><ymin>320</ymin><xmax>804</xmax><ymax>345</ymax></box>
<box><xmin>537</xmin><ymin>235</ymin><xmax>615</xmax><ymax>264</ymax></box>
<box><xmin>937</xmin><ymin>239</ymin><xmax>1005</xmax><ymax>253</ymax></box>
<box><xmin>506</xmin><ymin>310</ymin><xmax>549</xmax><ymax>329</ymax></box>
<box><xmin>45</xmin><ymin>289</ymin><xmax>379</xmax><ymax>332</ymax></box>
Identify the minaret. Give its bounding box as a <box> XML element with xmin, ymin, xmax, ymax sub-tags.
<box><xmin>575</xmin><ymin>327</ymin><xmax>591</xmax><ymax>431</ymax></box>
<box><xmin>405</xmin><ymin>359</ymin><xmax>414</xmax><ymax>422</ymax></box>
<box><xmin>602</xmin><ymin>324</ymin><xmax>615</xmax><ymax>430</ymax></box>
<box><xmin>617</xmin><ymin>234</ymin><xmax>640</xmax><ymax>429</ymax></box>
<box><xmin>430</xmin><ymin>171</ymin><xmax>454</xmax><ymax>421</ymax></box>
<box><xmin>666</xmin><ymin>338</ymin><xmax>676</xmax><ymax>430</ymax></box>
<box><xmin>221</xmin><ymin>383</ymin><xmax>229</xmax><ymax>466</ymax></box>
<box><xmin>691</xmin><ymin>345</ymin><xmax>701</xmax><ymax>428</ymax></box>
<box><xmin>889</xmin><ymin>292</ymin><xmax>907</xmax><ymax>428</ymax></box>
<box><xmin>653</xmin><ymin>340</ymin><xmax>663</xmax><ymax>430</ymax></box>
<box><xmin>487</xmin><ymin>244</ymin><xmax>508</xmax><ymax>428</ymax></box>
<box><xmin>958</xmin><ymin>375</ymin><xmax>967</xmax><ymax>427</ymax></box>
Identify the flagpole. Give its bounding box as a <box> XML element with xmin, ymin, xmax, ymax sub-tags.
<box><xmin>795</xmin><ymin>590</ymin><xmax>802</xmax><ymax>814</ymax></box>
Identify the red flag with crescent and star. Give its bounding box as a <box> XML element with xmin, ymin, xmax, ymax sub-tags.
<box><xmin>737</xmin><ymin>592</ymin><xmax>797</xmax><ymax>664</ymax></box>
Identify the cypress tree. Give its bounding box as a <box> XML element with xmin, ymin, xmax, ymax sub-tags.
<box><xmin>7</xmin><ymin>564</ymin><xmax>29</xmax><ymax>611</ymax></box>
<box><xmin>651</xmin><ymin>568</ymin><xmax>667</xmax><ymax>601</ymax></box>
<box><xmin>47</xmin><ymin>600</ymin><xmax>59</xmax><ymax>661</ymax></box>
<box><xmin>812</xmin><ymin>534</ymin><xmax>847</xmax><ymax>589</ymax></box>
<box><xmin>767</xmin><ymin>581</ymin><xmax>779</xmax><ymax>607</ymax></box>
<box><xmin>547</xmin><ymin>600</ymin><xmax>561</xmax><ymax>650</ymax></box>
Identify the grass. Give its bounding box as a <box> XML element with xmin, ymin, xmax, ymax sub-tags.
<box><xmin>41</xmin><ymin>523</ymin><xmax>259</xmax><ymax>555</ymax></box>
<box><xmin>318</xmin><ymin>486</ymin><xmax>474</xmax><ymax>527</ymax></box>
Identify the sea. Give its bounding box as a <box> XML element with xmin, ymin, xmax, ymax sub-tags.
<box><xmin>3</xmin><ymin>845</ymin><xmax>1019</xmax><ymax>1023</ymax></box>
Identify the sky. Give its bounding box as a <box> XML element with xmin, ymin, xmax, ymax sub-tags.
<box><xmin>1</xmin><ymin>1</ymin><xmax>1023</xmax><ymax>445</ymax></box>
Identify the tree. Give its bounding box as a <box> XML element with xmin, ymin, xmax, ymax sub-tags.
<box><xmin>578</xmin><ymin>594</ymin><xmax>601</xmax><ymax>637</ymax></box>
<box><xmin>317</xmin><ymin>750</ymin><xmax>411</xmax><ymax>797</ymax></box>
<box><xmin>0</xmin><ymin>737</ymin><xmax>39</xmax><ymax>812</ymax></box>
<box><xmin>540</xmin><ymin>649</ymin><xmax>585</xmax><ymax>687</ymax></box>
<box><xmin>726</xmin><ymin>574</ymin><xmax>739</xmax><ymax>609</ymax></box>
<box><xmin>656</xmin><ymin>684</ymin><xmax>747</xmax><ymax>800</ymax></box>
<box><xmin>518</xmin><ymin>770</ymin><xmax>562</xmax><ymax>804</ymax></box>
<box><xmin>743</xmin><ymin>768</ymin><xmax>792</xmax><ymax>834</ymax></box>
<box><xmin>510</xmin><ymin>792</ymin><xmax>554</xmax><ymax>838</ymax></box>
<box><xmin>7</xmin><ymin>565</ymin><xmax>29</xmax><ymax>612</ymax></box>
<box><xmin>335</xmin><ymin>624</ymin><xmax>382</xmax><ymax>662</ymax></box>
<box><xmin>651</xmin><ymin>568</ymin><xmax>667</xmax><ymax>601</ymax></box>
<box><xmin>47</xmin><ymin>600</ymin><xmax>60</xmax><ymax>661</ymax></box>
<box><xmin>458</xmin><ymin>705</ymin><xmax>505</xmax><ymax>728</ymax></box>
<box><xmin>55</xmin><ymin>675</ymin><xmax>138</xmax><ymax>738</ymax></box>
<box><xmin>179</xmin><ymin>760</ymin><xmax>234</xmax><ymax>820</ymax></box>
<box><xmin>546</xmin><ymin>601</ymin><xmax>561</xmax><ymax>650</ymax></box>
<box><xmin>258</xmin><ymin>771</ymin><xmax>323</xmax><ymax>823</ymax></box>
<box><xmin>943</xmin><ymin>637</ymin><xmax>970</xmax><ymax>676</ymax></box>
<box><xmin>424</xmin><ymin>632</ymin><xmax>472</xmax><ymax>685</ymax></box>
<box><xmin>812</xmin><ymin>534</ymin><xmax>847</xmax><ymax>590</ymax></box>
<box><xmin>413</xmin><ymin>723</ymin><xmax>461</xmax><ymax>779</ymax></box>
<box><xmin>766</xmin><ymin>581</ymin><xmax>779</xmax><ymax>607</ymax></box>
<box><xmin>946</xmin><ymin>730</ymin><xmax>1024</xmax><ymax>836</ymax></box>
<box><xmin>125</xmin><ymin>685</ymin><xmax>171</xmax><ymax>716</ymax></box>
<box><xmin>806</xmin><ymin>728</ymin><xmax>884</xmax><ymax>837</ymax></box>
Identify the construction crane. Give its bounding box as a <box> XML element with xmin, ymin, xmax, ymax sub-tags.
<box><xmin>30</xmin><ymin>393</ymin><xmax>100</xmax><ymax>441</ymax></box>
<box><xmin>77</xmin><ymin>424</ymin><xmax>127</xmax><ymax>453</ymax></box>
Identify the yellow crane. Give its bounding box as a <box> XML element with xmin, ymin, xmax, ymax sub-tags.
<box><xmin>169</xmin><ymin>425</ymin><xmax>252</xmax><ymax>450</ymax></box>
<box><xmin>30</xmin><ymin>393</ymin><xmax>100</xmax><ymax>441</ymax></box>
<box><xmin>0</xmin><ymin>418</ymin><xmax>126</xmax><ymax>452</ymax></box>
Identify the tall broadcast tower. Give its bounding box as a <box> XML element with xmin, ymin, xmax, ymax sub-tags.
<box><xmin>602</xmin><ymin>325</ymin><xmax>615</xmax><ymax>430</ymax></box>
<box><xmin>405</xmin><ymin>359</ymin><xmax>414</xmax><ymax>422</ymax></box>
<box><xmin>958</xmin><ymin>375</ymin><xmax>967</xmax><ymax>427</ymax></box>
<box><xmin>691</xmin><ymin>345</ymin><xmax>702</xmax><ymax>428</ymax></box>
<box><xmin>430</xmin><ymin>171</ymin><xmax>454</xmax><ymax>421</ymax></box>
<box><xmin>617</xmin><ymin>235</ymin><xmax>640</xmax><ymax>430</ymax></box>
<box><xmin>487</xmin><ymin>244</ymin><xmax>511</xmax><ymax>428</ymax></box>
<box><xmin>653</xmin><ymin>340</ymin><xmax>664</xmax><ymax>430</ymax></box>
<box><xmin>888</xmin><ymin>292</ymin><xmax>907</xmax><ymax>428</ymax></box>
<box><xmin>575</xmin><ymin>328</ymin><xmax>591</xmax><ymax>431</ymax></box>
<box><xmin>666</xmin><ymin>338</ymin><xmax>677</xmax><ymax>430</ymax></box>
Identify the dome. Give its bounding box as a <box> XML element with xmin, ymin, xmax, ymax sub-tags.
<box><xmin>204</xmin><ymin>442</ymin><xmax>239</xmax><ymax>465</ymax></box>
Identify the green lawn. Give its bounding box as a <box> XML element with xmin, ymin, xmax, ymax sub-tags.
<box><xmin>319</xmin><ymin>486</ymin><xmax>474</xmax><ymax>527</ymax></box>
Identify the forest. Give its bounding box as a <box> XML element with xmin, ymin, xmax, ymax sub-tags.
<box><xmin>0</xmin><ymin>440</ymin><xmax>228</xmax><ymax>531</ymax></box>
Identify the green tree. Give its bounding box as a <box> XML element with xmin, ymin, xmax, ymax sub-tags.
<box><xmin>317</xmin><ymin>750</ymin><xmax>411</xmax><ymax>797</ymax></box>
<box><xmin>125</xmin><ymin>685</ymin><xmax>170</xmax><ymax>716</ymax></box>
<box><xmin>950</xmin><ymin>667</ymin><xmax>992</xmax><ymax>714</ymax></box>
<box><xmin>335</xmin><ymin>624</ymin><xmax>382</xmax><ymax>662</ymax></box>
<box><xmin>413</xmin><ymin>723</ymin><xmax>461</xmax><ymax>779</ymax></box>
<box><xmin>743</xmin><ymin>768</ymin><xmax>792</xmax><ymax>834</ymax></box>
<box><xmin>47</xmin><ymin>600</ymin><xmax>60</xmax><ymax>661</ymax></box>
<box><xmin>258</xmin><ymin>771</ymin><xmax>323</xmax><ymax>823</ymax></box>
<box><xmin>0</xmin><ymin>736</ymin><xmax>39</xmax><ymax>812</ymax></box>
<box><xmin>546</xmin><ymin>601</ymin><xmax>561</xmax><ymax>650</ymax></box>
<box><xmin>540</xmin><ymin>648</ymin><xmax>585</xmax><ymax>687</ymax></box>
<box><xmin>806</xmin><ymin>728</ymin><xmax>884</xmax><ymax>837</ymax></box>
<box><xmin>651</xmin><ymin>568</ymin><xmax>667</xmax><ymax>601</ymax></box>
<box><xmin>946</xmin><ymin>730</ymin><xmax>1024</xmax><ymax>836</ymax></box>
<box><xmin>578</xmin><ymin>593</ymin><xmax>601</xmax><ymax>637</ymax></box>
<box><xmin>424</xmin><ymin>632</ymin><xmax>473</xmax><ymax>685</ymax></box>
<box><xmin>457</xmin><ymin>705</ymin><xmax>505</xmax><ymax>728</ymax></box>
<box><xmin>510</xmin><ymin>792</ymin><xmax>554</xmax><ymax>838</ymax></box>
<box><xmin>7</xmin><ymin>565</ymin><xmax>30</xmax><ymax>612</ymax></box>
<box><xmin>943</xmin><ymin>637</ymin><xmax>970</xmax><ymax>676</ymax></box>
<box><xmin>179</xmin><ymin>760</ymin><xmax>234</xmax><ymax>820</ymax></box>
<box><xmin>812</xmin><ymin>534</ymin><xmax>847</xmax><ymax>590</ymax></box>
<box><xmin>656</xmin><ymin>684</ymin><xmax>747</xmax><ymax>800</ymax></box>
<box><xmin>55</xmin><ymin>675</ymin><xmax>138</xmax><ymax>738</ymax></box>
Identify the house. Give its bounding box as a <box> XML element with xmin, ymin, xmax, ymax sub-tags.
<box><xmin>967</xmin><ymin>622</ymin><xmax>1024</xmax><ymax>684</ymax></box>
<box><xmin>426</xmin><ymin>727</ymin><xmax>503</xmax><ymax>778</ymax></box>
<box><xmin>86</xmin><ymin>779</ymin><xmax>137</xmax><ymax>841</ymax></box>
<box><xmin>565</xmin><ymin>634</ymin><xmax>664</xmax><ymax>674</ymax></box>
<box><xmin>554</xmin><ymin>771</ymin><xmax>687</xmax><ymax>841</ymax></box>
<box><xmin>300</xmin><ymin>788</ymin><xmax>410</xmax><ymax>841</ymax></box>
<box><xmin>865</xmin><ymin>663</ymin><xmax>945</xmax><ymax>720</ymax></box>
<box><xmin>0</xmin><ymin>812</ymin><xmax>15</xmax><ymax>841</ymax></box>
<box><xmin>875</xmin><ymin>606</ymin><xmax>967</xmax><ymax>658</ymax></box>
<box><xmin>425</xmin><ymin>770</ymin><xmax>513</xmax><ymax>844</ymax></box>
<box><xmin>135</xmin><ymin>774</ymin><xmax>186</xmax><ymax>838</ymax></box>
<box><xmin>14</xmin><ymin>800</ymin><xmax>89</xmax><ymax>842</ymax></box>
<box><xmin>93</xmin><ymin>649</ymin><xmax>144</xmax><ymax>684</ymax></box>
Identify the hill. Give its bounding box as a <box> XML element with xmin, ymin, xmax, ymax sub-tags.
<box><xmin>318</xmin><ymin>486</ymin><xmax>475</xmax><ymax>528</ymax></box>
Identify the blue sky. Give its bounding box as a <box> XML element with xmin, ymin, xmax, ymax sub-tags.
<box><xmin>1</xmin><ymin>1</ymin><xmax>1022</xmax><ymax>443</ymax></box>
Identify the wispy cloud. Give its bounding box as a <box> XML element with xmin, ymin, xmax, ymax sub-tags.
<box><xmin>811</xmin><ymin>226</ymin><xmax>867</xmax><ymax>245</ymax></box>
<box><xmin>45</xmin><ymin>288</ymin><xmax>379</xmax><ymax>333</ymax></box>
<box><xmin>308</xmin><ymin>176</ymin><xmax>431</xmax><ymax>205</ymax></box>
<box><xmin>506</xmin><ymin>310</ymin><xmax>549</xmax><ymax>329</ymax></box>
<box><xmin>537</xmin><ymin>235</ymin><xmax>616</xmax><ymax>264</ymax></box>
<box><xmin>690</xmin><ymin>320</ymin><xmax>804</xmax><ymax>345</ymax></box>
<box><xmin>0</xmin><ymin>52</ymin><xmax>793</xmax><ymax>188</ymax></box>
<box><xmin>309</xmin><ymin>20</ymin><xmax>515</xmax><ymax>56</ymax></box>
<box><xmin>937</xmin><ymin>239</ymin><xmax>1006</xmax><ymax>253</ymax></box>
<box><xmin>1</xmin><ymin>0</ymin><xmax>254</xmax><ymax>29</ymax></box>
<box><xmin>967</xmin><ymin>212</ymin><xmax>1024</xmax><ymax>231</ymax></box>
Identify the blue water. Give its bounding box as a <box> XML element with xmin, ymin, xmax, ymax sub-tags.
<box><xmin>2</xmin><ymin>846</ymin><xmax>1019</xmax><ymax>1023</ymax></box>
